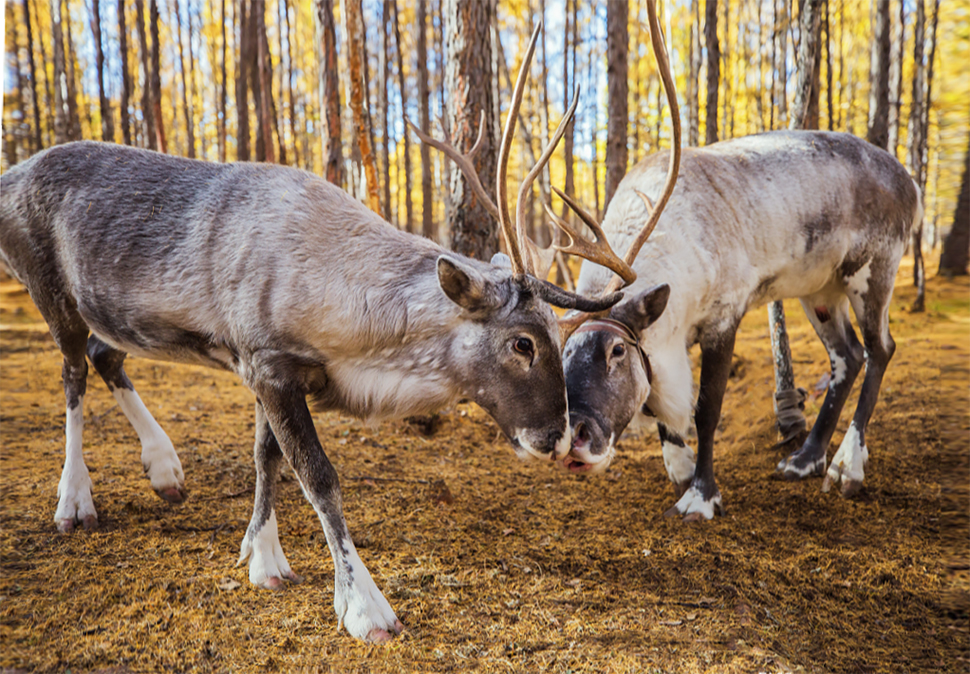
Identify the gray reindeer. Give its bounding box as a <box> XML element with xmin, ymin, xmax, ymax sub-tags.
<box><xmin>0</xmin><ymin>25</ymin><xmax>632</xmax><ymax>640</ymax></box>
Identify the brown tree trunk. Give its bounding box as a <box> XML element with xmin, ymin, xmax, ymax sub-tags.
<box><xmin>33</xmin><ymin>0</ymin><xmax>54</xmax><ymax>147</ymax></box>
<box><xmin>90</xmin><ymin>0</ymin><xmax>114</xmax><ymax>142</ymax></box>
<box><xmin>344</xmin><ymin>0</ymin><xmax>380</xmax><ymax>212</ymax></box>
<box><xmin>418</xmin><ymin>0</ymin><xmax>434</xmax><ymax>238</ymax></box>
<box><xmin>62</xmin><ymin>6</ymin><xmax>82</xmax><ymax>139</ymax></box>
<box><xmin>188</xmin><ymin>0</ymin><xmax>201</xmax><ymax>157</ymax></box>
<box><xmin>824</xmin><ymin>0</ymin><xmax>833</xmax><ymax>130</ymax></box>
<box><xmin>562</xmin><ymin>0</ymin><xmax>577</xmax><ymax>213</ymax></box>
<box><xmin>314</xmin><ymin>0</ymin><xmax>341</xmax><ymax>184</ymax></box>
<box><xmin>704</xmin><ymin>0</ymin><xmax>720</xmax><ymax>143</ymax></box>
<box><xmin>444</xmin><ymin>0</ymin><xmax>498</xmax><ymax>260</ymax></box>
<box><xmin>149</xmin><ymin>0</ymin><xmax>166</xmax><ymax>152</ymax></box>
<box><xmin>867</xmin><ymin>0</ymin><xmax>891</xmax><ymax>149</ymax></box>
<box><xmin>118</xmin><ymin>0</ymin><xmax>133</xmax><ymax>145</ymax></box>
<box><xmin>379</xmin><ymin>0</ymin><xmax>392</xmax><ymax>221</ymax></box>
<box><xmin>939</xmin><ymin>127</ymin><xmax>970</xmax><ymax>277</ymax></box>
<box><xmin>688</xmin><ymin>0</ymin><xmax>701</xmax><ymax>145</ymax></box>
<box><xmin>604</xmin><ymin>0</ymin><xmax>628</xmax><ymax>209</ymax></box>
<box><xmin>253</xmin><ymin>0</ymin><xmax>276</xmax><ymax>163</ymax></box>
<box><xmin>173</xmin><ymin>0</ymin><xmax>195</xmax><ymax>157</ymax></box>
<box><xmin>236</xmin><ymin>0</ymin><xmax>251</xmax><ymax>160</ymax></box>
<box><xmin>23</xmin><ymin>0</ymin><xmax>43</xmax><ymax>151</ymax></box>
<box><xmin>134</xmin><ymin>0</ymin><xmax>155</xmax><ymax>149</ymax></box>
<box><xmin>4</xmin><ymin>1</ymin><xmax>23</xmax><ymax>165</ymax></box>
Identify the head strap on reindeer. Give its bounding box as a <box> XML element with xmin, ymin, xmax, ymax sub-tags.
<box><xmin>574</xmin><ymin>318</ymin><xmax>653</xmax><ymax>385</ymax></box>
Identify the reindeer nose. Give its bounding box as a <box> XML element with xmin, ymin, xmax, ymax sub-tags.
<box><xmin>572</xmin><ymin>421</ymin><xmax>591</xmax><ymax>449</ymax></box>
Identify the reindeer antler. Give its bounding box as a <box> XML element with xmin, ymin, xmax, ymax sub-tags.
<box><xmin>409</xmin><ymin>20</ymin><xmax>634</xmax><ymax>291</ymax></box>
<box><xmin>558</xmin><ymin>0</ymin><xmax>682</xmax><ymax>341</ymax></box>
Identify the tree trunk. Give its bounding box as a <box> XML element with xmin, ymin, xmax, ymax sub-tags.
<box><xmin>418</xmin><ymin>0</ymin><xmax>434</xmax><ymax>237</ymax></box>
<box><xmin>50</xmin><ymin>0</ymin><xmax>71</xmax><ymax>144</ymax></box>
<box><xmin>314</xmin><ymin>0</ymin><xmax>341</xmax><ymax>184</ymax></box>
<box><xmin>588</xmin><ymin>2</ymin><xmax>600</xmax><ymax>219</ymax></box>
<box><xmin>562</xmin><ymin>0</ymin><xmax>577</xmax><ymax>213</ymax></box>
<box><xmin>772</xmin><ymin>0</ymin><xmax>788</xmax><ymax>129</ymax></box>
<box><xmin>720</xmin><ymin>0</ymin><xmax>731</xmax><ymax>139</ymax></box>
<box><xmin>866</xmin><ymin>0</ymin><xmax>890</xmax><ymax>149</ymax></box>
<box><xmin>4</xmin><ymin>1</ymin><xmax>23</xmax><ymax>165</ymax></box>
<box><xmin>23</xmin><ymin>0</ymin><xmax>43</xmax><ymax>151</ymax></box>
<box><xmin>235</xmin><ymin>0</ymin><xmax>250</xmax><ymax>160</ymax></box>
<box><xmin>688</xmin><ymin>0</ymin><xmax>701</xmax><ymax>145</ymax></box>
<box><xmin>90</xmin><ymin>0</ymin><xmax>115</xmax><ymax>142</ymax></box>
<box><xmin>391</xmin><ymin>0</ymin><xmax>412</xmax><ymax>230</ymax></box>
<box><xmin>704</xmin><ymin>0</ymin><xmax>720</xmax><ymax>143</ymax></box>
<box><xmin>887</xmin><ymin>0</ymin><xmax>905</xmax><ymax>158</ymax></box>
<box><xmin>62</xmin><ymin>5</ymin><xmax>82</xmax><ymax>140</ymax></box>
<box><xmin>282</xmin><ymin>0</ymin><xmax>298</xmax><ymax>167</ymax></box>
<box><xmin>173</xmin><ymin>0</ymin><xmax>195</xmax><ymax>157</ymax></box>
<box><xmin>344</xmin><ymin>0</ymin><xmax>380</xmax><ymax>212</ymax></box>
<box><xmin>117</xmin><ymin>0</ymin><xmax>133</xmax><ymax>145</ymax></box>
<box><xmin>253</xmin><ymin>0</ymin><xmax>276</xmax><ymax>163</ymax></box>
<box><xmin>134</xmin><ymin>0</ymin><xmax>155</xmax><ymax>149</ymax></box>
<box><xmin>789</xmin><ymin>0</ymin><xmax>822</xmax><ymax>130</ymax></box>
<box><xmin>604</xmin><ymin>0</ymin><xmax>629</xmax><ymax>209</ymax></box>
<box><xmin>188</xmin><ymin>0</ymin><xmax>201</xmax><ymax>158</ymax></box>
<box><xmin>908</xmin><ymin>0</ymin><xmax>926</xmax><ymax>309</ymax></box>
<box><xmin>149</xmin><ymin>0</ymin><xmax>166</xmax><ymax>152</ymax></box>
<box><xmin>33</xmin><ymin>0</ymin><xmax>54</xmax><ymax>147</ymax></box>
<box><xmin>939</xmin><ymin>128</ymin><xmax>970</xmax><ymax>277</ymax></box>
<box><xmin>444</xmin><ymin>0</ymin><xmax>498</xmax><ymax>260</ymax></box>
<box><xmin>824</xmin><ymin>0</ymin><xmax>833</xmax><ymax>130</ymax></box>
<box><xmin>379</xmin><ymin>0</ymin><xmax>392</xmax><ymax>221</ymax></box>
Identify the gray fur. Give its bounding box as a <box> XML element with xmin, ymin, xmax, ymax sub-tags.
<box><xmin>0</xmin><ymin>140</ymin><xmax>584</xmax><ymax>640</ymax></box>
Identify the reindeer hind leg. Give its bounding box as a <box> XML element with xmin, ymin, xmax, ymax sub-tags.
<box><xmin>86</xmin><ymin>336</ymin><xmax>186</xmax><ymax>503</ymax></box>
<box><xmin>823</xmin><ymin>252</ymin><xmax>902</xmax><ymax>497</ymax></box>
<box><xmin>777</xmin><ymin>292</ymin><xmax>864</xmax><ymax>480</ymax></box>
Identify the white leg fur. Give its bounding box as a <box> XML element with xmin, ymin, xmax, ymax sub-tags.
<box><xmin>55</xmin><ymin>396</ymin><xmax>97</xmax><ymax>531</ymax></box>
<box><xmin>669</xmin><ymin>485</ymin><xmax>722</xmax><ymax>521</ymax></box>
<box><xmin>112</xmin><ymin>388</ymin><xmax>184</xmax><ymax>496</ymax></box>
<box><xmin>333</xmin><ymin>541</ymin><xmax>402</xmax><ymax>642</ymax></box>
<box><xmin>237</xmin><ymin>509</ymin><xmax>299</xmax><ymax>588</ymax></box>
<box><xmin>823</xmin><ymin>422</ymin><xmax>868</xmax><ymax>492</ymax></box>
<box><xmin>662</xmin><ymin>440</ymin><xmax>696</xmax><ymax>487</ymax></box>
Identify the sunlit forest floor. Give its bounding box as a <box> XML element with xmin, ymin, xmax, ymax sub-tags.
<box><xmin>0</xmin><ymin>253</ymin><xmax>967</xmax><ymax>673</ymax></box>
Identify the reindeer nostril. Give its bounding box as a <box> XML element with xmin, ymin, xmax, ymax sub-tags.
<box><xmin>574</xmin><ymin>421</ymin><xmax>590</xmax><ymax>446</ymax></box>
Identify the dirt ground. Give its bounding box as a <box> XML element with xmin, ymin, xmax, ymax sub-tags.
<box><xmin>0</xmin><ymin>254</ymin><xmax>967</xmax><ymax>674</ymax></box>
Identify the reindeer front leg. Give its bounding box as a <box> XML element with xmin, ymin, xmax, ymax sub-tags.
<box><xmin>252</xmin><ymin>376</ymin><xmax>403</xmax><ymax>643</ymax></box>
<box><xmin>665</xmin><ymin>327</ymin><xmax>737</xmax><ymax>522</ymax></box>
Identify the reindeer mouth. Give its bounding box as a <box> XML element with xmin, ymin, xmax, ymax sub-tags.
<box><xmin>563</xmin><ymin>458</ymin><xmax>592</xmax><ymax>473</ymax></box>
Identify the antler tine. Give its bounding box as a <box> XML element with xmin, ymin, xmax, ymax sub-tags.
<box><xmin>496</xmin><ymin>21</ymin><xmax>542</xmax><ymax>276</ymax></box>
<box><xmin>515</xmin><ymin>85</ymin><xmax>582</xmax><ymax>275</ymax></box>
<box><xmin>405</xmin><ymin>113</ymin><xmax>500</xmax><ymax>221</ymax></box>
<box><xmin>600</xmin><ymin>0</ymin><xmax>681</xmax><ymax>296</ymax></box>
<box><xmin>550</xmin><ymin>188</ymin><xmax>637</xmax><ymax>285</ymax></box>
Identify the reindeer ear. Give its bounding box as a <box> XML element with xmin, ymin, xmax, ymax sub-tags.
<box><xmin>490</xmin><ymin>252</ymin><xmax>512</xmax><ymax>269</ymax></box>
<box><xmin>613</xmin><ymin>283</ymin><xmax>670</xmax><ymax>333</ymax></box>
<box><xmin>437</xmin><ymin>256</ymin><xmax>507</xmax><ymax>314</ymax></box>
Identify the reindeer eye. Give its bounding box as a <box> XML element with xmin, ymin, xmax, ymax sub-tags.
<box><xmin>513</xmin><ymin>337</ymin><xmax>534</xmax><ymax>356</ymax></box>
<box><xmin>612</xmin><ymin>343</ymin><xmax>626</xmax><ymax>358</ymax></box>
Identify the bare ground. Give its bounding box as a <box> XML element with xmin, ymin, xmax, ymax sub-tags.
<box><xmin>0</xmin><ymin>257</ymin><xmax>967</xmax><ymax>674</ymax></box>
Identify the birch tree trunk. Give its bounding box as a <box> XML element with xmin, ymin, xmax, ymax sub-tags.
<box><xmin>867</xmin><ymin>0</ymin><xmax>891</xmax><ymax>149</ymax></box>
<box><xmin>908</xmin><ymin>0</ymin><xmax>926</xmax><ymax>307</ymax></box>
<box><xmin>771</xmin><ymin>0</ymin><xmax>788</xmax><ymax>129</ymax></box>
<box><xmin>254</xmin><ymin>0</ymin><xmax>276</xmax><ymax>163</ymax></box>
<box><xmin>149</xmin><ymin>0</ymin><xmax>166</xmax><ymax>152</ymax></box>
<box><xmin>314</xmin><ymin>0</ymin><xmax>341</xmax><ymax>184</ymax></box>
<box><xmin>135</xmin><ymin>0</ymin><xmax>155</xmax><ymax>149</ymax></box>
<box><xmin>51</xmin><ymin>0</ymin><xmax>72</xmax><ymax>144</ymax></box>
<box><xmin>887</xmin><ymin>0</ymin><xmax>905</xmax><ymax>158</ymax></box>
<box><xmin>235</xmin><ymin>0</ymin><xmax>250</xmax><ymax>160</ymax></box>
<box><xmin>174</xmin><ymin>0</ymin><xmax>195</xmax><ymax>157</ymax></box>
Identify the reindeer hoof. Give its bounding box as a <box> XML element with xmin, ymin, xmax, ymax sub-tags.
<box><xmin>821</xmin><ymin>474</ymin><xmax>833</xmax><ymax>493</ymax></box>
<box><xmin>56</xmin><ymin>518</ymin><xmax>75</xmax><ymax>534</ymax></box>
<box><xmin>155</xmin><ymin>486</ymin><xmax>187</xmax><ymax>504</ymax></box>
<box><xmin>57</xmin><ymin>514</ymin><xmax>99</xmax><ymax>533</ymax></box>
<box><xmin>681</xmin><ymin>511</ymin><xmax>707</xmax><ymax>523</ymax></box>
<box><xmin>840</xmin><ymin>479</ymin><xmax>864</xmax><ymax>499</ymax></box>
<box><xmin>663</xmin><ymin>505</ymin><xmax>682</xmax><ymax>519</ymax></box>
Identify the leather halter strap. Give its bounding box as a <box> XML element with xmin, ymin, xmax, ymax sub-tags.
<box><xmin>572</xmin><ymin>318</ymin><xmax>653</xmax><ymax>385</ymax></box>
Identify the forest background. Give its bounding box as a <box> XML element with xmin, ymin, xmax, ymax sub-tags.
<box><xmin>1</xmin><ymin>0</ymin><xmax>969</xmax><ymax>269</ymax></box>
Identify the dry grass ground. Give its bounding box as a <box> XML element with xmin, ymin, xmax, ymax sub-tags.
<box><xmin>1</xmin><ymin>256</ymin><xmax>967</xmax><ymax>673</ymax></box>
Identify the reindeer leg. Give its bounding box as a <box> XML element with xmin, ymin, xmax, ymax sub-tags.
<box><xmin>778</xmin><ymin>295</ymin><xmax>864</xmax><ymax>480</ymax></box>
<box><xmin>665</xmin><ymin>325</ymin><xmax>737</xmax><ymax>521</ymax></box>
<box><xmin>237</xmin><ymin>400</ymin><xmax>302</xmax><ymax>589</ymax></box>
<box><xmin>823</xmin><ymin>261</ymin><xmax>899</xmax><ymax>498</ymax></box>
<box><xmin>658</xmin><ymin>423</ymin><xmax>694</xmax><ymax>497</ymax></box>
<box><xmin>251</xmin><ymin>368</ymin><xmax>402</xmax><ymax>643</ymax></box>
<box><xmin>86</xmin><ymin>336</ymin><xmax>185</xmax><ymax>503</ymax></box>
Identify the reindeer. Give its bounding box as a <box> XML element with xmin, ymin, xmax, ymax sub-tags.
<box><xmin>553</xmin><ymin>2</ymin><xmax>922</xmax><ymax>521</ymax></box>
<box><xmin>0</xmin><ymin>24</ymin><xmax>634</xmax><ymax>643</ymax></box>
